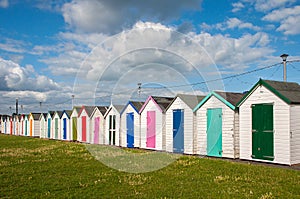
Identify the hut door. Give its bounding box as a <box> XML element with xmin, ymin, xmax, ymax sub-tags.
<box><xmin>94</xmin><ymin>117</ymin><xmax>100</xmax><ymax>144</ymax></box>
<box><xmin>146</xmin><ymin>111</ymin><xmax>156</xmax><ymax>148</ymax></box>
<box><xmin>47</xmin><ymin>118</ymin><xmax>51</xmax><ymax>138</ymax></box>
<box><xmin>82</xmin><ymin>116</ymin><xmax>86</xmax><ymax>142</ymax></box>
<box><xmin>25</xmin><ymin>120</ymin><xmax>28</xmax><ymax>136</ymax></box>
<box><xmin>11</xmin><ymin>120</ymin><xmax>13</xmax><ymax>135</ymax></box>
<box><xmin>55</xmin><ymin>118</ymin><xmax>58</xmax><ymax>139</ymax></box>
<box><xmin>109</xmin><ymin>115</ymin><xmax>116</xmax><ymax>145</ymax></box>
<box><xmin>72</xmin><ymin>117</ymin><xmax>77</xmax><ymax>141</ymax></box>
<box><xmin>252</xmin><ymin>104</ymin><xmax>274</xmax><ymax>161</ymax></box>
<box><xmin>126</xmin><ymin>112</ymin><xmax>134</xmax><ymax>148</ymax></box>
<box><xmin>63</xmin><ymin>118</ymin><xmax>67</xmax><ymax>140</ymax></box>
<box><xmin>207</xmin><ymin>108</ymin><xmax>222</xmax><ymax>157</ymax></box>
<box><xmin>29</xmin><ymin>119</ymin><xmax>33</xmax><ymax>136</ymax></box>
<box><xmin>173</xmin><ymin>109</ymin><xmax>184</xmax><ymax>153</ymax></box>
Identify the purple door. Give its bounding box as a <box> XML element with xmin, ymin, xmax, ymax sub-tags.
<box><xmin>94</xmin><ymin>117</ymin><xmax>100</xmax><ymax>144</ymax></box>
<box><xmin>146</xmin><ymin>111</ymin><xmax>156</xmax><ymax>148</ymax></box>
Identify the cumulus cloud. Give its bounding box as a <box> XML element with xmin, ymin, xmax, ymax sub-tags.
<box><xmin>61</xmin><ymin>0</ymin><xmax>202</xmax><ymax>34</ymax></box>
<box><xmin>201</xmin><ymin>18</ymin><xmax>260</xmax><ymax>32</ymax></box>
<box><xmin>263</xmin><ymin>5</ymin><xmax>300</xmax><ymax>35</ymax></box>
<box><xmin>232</xmin><ymin>2</ymin><xmax>245</xmax><ymax>12</ymax></box>
<box><xmin>0</xmin><ymin>57</ymin><xmax>60</xmax><ymax>92</ymax></box>
<box><xmin>253</xmin><ymin>0</ymin><xmax>295</xmax><ymax>12</ymax></box>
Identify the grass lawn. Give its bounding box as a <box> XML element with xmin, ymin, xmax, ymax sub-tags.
<box><xmin>0</xmin><ymin>134</ymin><xmax>299</xmax><ymax>198</ymax></box>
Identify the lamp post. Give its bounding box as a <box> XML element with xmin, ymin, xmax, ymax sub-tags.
<box><xmin>280</xmin><ymin>54</ymin><xmax>288</xmax><ymax>82</ymax></box>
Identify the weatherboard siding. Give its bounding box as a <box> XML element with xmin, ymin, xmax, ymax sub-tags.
<box><xmin>290</xmin><ymin>105</ymin><xmax>300</xmax><ymax>165</ymax></box>
<box><xmin>196</xmin><ymin>95</ymin><xmax>236</xmax><ymax>158</ymax></box>
<box><xmin>239</xmin><ymin>85</ymin><xmax>291</xmax><ymax>165</ymax></box>
<box><xmin>140</xmin><ymin>99</ymin><xmax>163</xmax><ymax>151</ymax></box>
<box><xmin>105</xmin><ymin>106</ymin><xmax>120</xmax><ymax>146</ymax></box>
<box><xmin>233</xmin><ymin>111</ymin><xmax>240</xmax><ymax>158</ymax></box>
<box><xmin>166</xmin><ymin>97</ymin><xmax>194</xmax><ymax>154</ymax></box>
<box><xmin>91</xmin><ymin>109</ymin><xmax>105</xmax><ymax>145</ymax></box>
<box><xmin>78</xmin><ymin>110</ymin><xmax>90</xmax><ymax>143</ymax></box>
<box><xmin>70</xmin><ymin>110</ymin><xmax>79</xmax><ymax>141</ymax></box>
<box><xmin>120</xmin><ymin>104</ymin><xmax>140</xmax><ymax>148</ymax></box>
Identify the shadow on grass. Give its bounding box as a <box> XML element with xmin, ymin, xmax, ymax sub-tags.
<box><xmin>85</xmin><ymin>144</ymin><xmax>182</xmax><ymax>173</ymax></box>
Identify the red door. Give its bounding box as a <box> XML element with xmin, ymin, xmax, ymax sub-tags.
<box><xmin>82</xmin><ymin>116</ymin><xmax>86</xmax><ymax>142</ymax></box>
<box><xmin>10</xmin><ymin>120</ymin><xmax>12</xmax><ymax>135</ymax></box>
<box><xmin>146</xmin><ymin>111</ymin><xmax>156</xmax><ymax>148</ymax></box>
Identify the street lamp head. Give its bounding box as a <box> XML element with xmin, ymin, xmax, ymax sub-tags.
<box><xmin>280</xmin><ymin>54</ymin><xmax>289</xmax><ymax>61</ymax></box>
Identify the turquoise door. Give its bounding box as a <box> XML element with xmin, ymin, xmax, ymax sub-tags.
<box><xmin>207</xmin><ymin>108</ymin><xmax>222</xmax><ymax>157</ymax></box>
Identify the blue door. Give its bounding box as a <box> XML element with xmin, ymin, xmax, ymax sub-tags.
<box><xmin>173</xmin><ymin>109</ymin><xmax>184</xmax><ymax>153</ymax></box>
<box><xmin>126</xmin><ymin>112</ymin><xmax>134</xmax><ymax>148</ymax></box>
<box><xmin>63</xmin><ymin>118</ymin><xmax>67</xmax><ymax>140</ymax></box>
<box><xmin>47</xmin><ymin>118</ymin><xmax>51</xmax><ymax>138</ymax></box>
<box><xmin>207</xmin><ymin>108</ymin><xmax>222</xmax><ymax>157</ymax></box>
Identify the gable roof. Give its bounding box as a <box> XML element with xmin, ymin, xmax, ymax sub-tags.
<box><xmin>139</xmin><ymin>96</ymin><xmax>174</xmax><ymax>113</ymax></box>
<box><xmin>39</xmin><ymin>113</ymin><xmax>47</xmax><ymax>120</ymax></box>
<box><xmin>71</xmin><ymin>106</ymin><xmax>81</xmax><ymax>114</ymax></box>
<box><xmin>78</xmin><ymin>106</ymin><xmax>96</xmax><ymax>117</ymax></box>
<box><xmin>193</xmin><ymin>91</ymin><xmax>244</xmax><ymax>112</ymax></box>
<box><xmin>104</xmin><ymin>104</ymin><xmax>124</xmax><ymax>118</ymax></box>
<box><xmin>167</xmin><ymin>94</ymin><xmax>205</xmax><ymax>111</ymax></box>
<box><xmin>47</xmin><ymin>111</ymin><xmax>55</xmax><ymax>118</ymax></box>
<box><xmin>237</xmin><ymin>79</ymin><xmax>300</xmax><ymax>107</ymax></box>
<box><xmin>120</xmin><ymin>101</ymin><xmax>144</xmax><ymax>115</ymax></box>
<box><xmin>97</xmin><ymin>106</ymin><xmax>109</xmax><ymax>115</ymax></box>
<box><xmin>62</xmin><ymin>110</ymin><xmax>72</xmax><ymax>119</ymax></box>
<box><xmin>30</xmin><ymin>113</ymin><xmax>42</xmax><ymax>120</ymax></box>
<box><xmin>52</xmin><ymin>111</ymin><xmax>63</xmax><ymax>119</ymax></box>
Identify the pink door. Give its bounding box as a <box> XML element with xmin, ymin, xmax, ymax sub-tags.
<box><xmin>146</xmin><ymin>111</ymin><xmax>156</xmax><ymax>148</ymax></box>
<box><xmin>94</xmin><ymin>117</ymin><xmax>100</xmax><ymax>144</ymax></box>
<box><xmin>82</xmin><ymin>116</ymin><xmax>86</xmax><ymax>142</ymax></box>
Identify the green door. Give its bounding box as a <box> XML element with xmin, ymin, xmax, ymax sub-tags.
<box><xmin>55</xmin><ymin>118</ymin><xmax>58</xmax><ymax>139</ymax></box>
<box><xmin>72</xmin><ymin>117</ymin><xmax>77</xmax><ymax>141</ymax></box>
<box><xmin>252</xmin><ymin>104</ymin><xmax>274</xmax><ymax>161</ymax></box>
<box><xmin>207</xmin><ymin>108</ymin><xmax>222</xmax><ymax>157</ymax></box>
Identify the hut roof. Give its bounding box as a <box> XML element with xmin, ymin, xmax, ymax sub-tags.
<box><xmin>237</xmin><ymin>79</ymin><xmax>300</xmax><ymax>106</ymax></box>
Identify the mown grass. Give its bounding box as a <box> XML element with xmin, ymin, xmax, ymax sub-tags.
<box><xmin>0</xmin><ymin>134</ymin><xmax>299</xmax><ymax>198</ymax></box>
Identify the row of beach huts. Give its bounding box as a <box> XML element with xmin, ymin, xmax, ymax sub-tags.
<box><xmin>1</xmin><ymin>79</ymin><xmax>300</xmax><ymax>165</ymax></box>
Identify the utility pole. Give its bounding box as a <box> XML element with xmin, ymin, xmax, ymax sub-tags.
<box><xmin>280</xmin><ymin>54</ymin><xmax>288</xmax><ymax>82</ymax></box>
<box><xmin>137</xmin><ymin>83</ymin><xmax>142</xmax><ymax>98</ymax></box>
<box><xmin>71</xmin><ymin>95</ymin><xmax>75</xmax><ymax>109</ymax></box>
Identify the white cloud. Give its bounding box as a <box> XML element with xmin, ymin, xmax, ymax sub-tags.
<box><xmin>263</xmin><ymin>5</ymin><xmax>300</xmax><ymax>35</ymax></box>
<box><xmin>61</xmin><ymin>0</ymin><xmax>202</xmax><ymax>34</ymax></box>
<box><xmin>254</xmin><ymin>0</ymin><xmax>295</xmax><ymax>12</ymax></box>
<box><xmin>204</xmin><ymin>18</ymin><xmax>261</xmax><ymax>32</ymax></box>
<box><xmin>226</xmin><ymin>18</ymin><xmax>261</xmax><ymax>31</ymax></box>
<box><xmin>0</xmin><ymin>0</ymin><xmax>8</xmax><ymax>8</ymax></box>
<box><xmin>232</xmin><ymin>2</ymin><xmax>245</xmax><ymax>12</ymax></box>
<box><xmin>0</xmin><ymin>57</ymin><xmax>60</xmax><ymax>92</ymax></box>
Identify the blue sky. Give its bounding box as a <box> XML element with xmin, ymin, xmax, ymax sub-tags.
<box><xmin>0</xmin><ymin>0</ymin><xmax>300</xmax><ymax>114</ymax></box>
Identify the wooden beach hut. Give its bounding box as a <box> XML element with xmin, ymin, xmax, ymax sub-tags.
<box><xmin>39</xmin><ymin>113</ymin><xmax>47</xmax><ymax>138</ymax></box>
<box><xmin>70</xmin><ymin>106</ymin><xmax>81</xmax><ymax>141</ymax></box>
<box><xmin>90</xmin><ymin>106</ymin><xmax>108</xmax><ymax>144</ymax></box>
<box><xmin>120</xmin><ymin>101</ymin><xmax>144</xmax><ymax>148</ymax></box>
<box><xmin>139</xmin><ymin>96</ymin><xmax>174</xmax><ymax>151</ymax></box>
<box><xmin>193</xmin><ymin>91</ymin><xmax>244</xmax><ymax>158</ymax></box>
<box><xmin>78</xmin><ymin>106</ymin><xmax>95</xmax><ymax>143</ymax></box>
<box><xmin>104</xmin><ymin>104</ymin><xmax>124</xmax><ymax>146</ymax></box>
<box><xmin>52</xmin><ymin>111</ymin><xmax>63</xmax><ymax>140</ymax></box>
<box><xmin>28</xmin><ymin>113</ymin><xmax>41</xmax><ymax>137</ymax></box>
<box><xmin>237</xmin><ymin>79</ymin><xmax>300</xmax><ymax>165</ymax></box>
<box><xmin>165</xmin><ymin>94</ymin><xmax>205</xmax><ymax>154</ymax></box>
<box><xmin>60</xmin><ymin>110</ymin><xmax>72</xmax><ymax>141</ymax></box>
<box><xmin>46</xmin><ymin>111</ymin><xmax>55</xmax><ymax>139</ymax></box>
